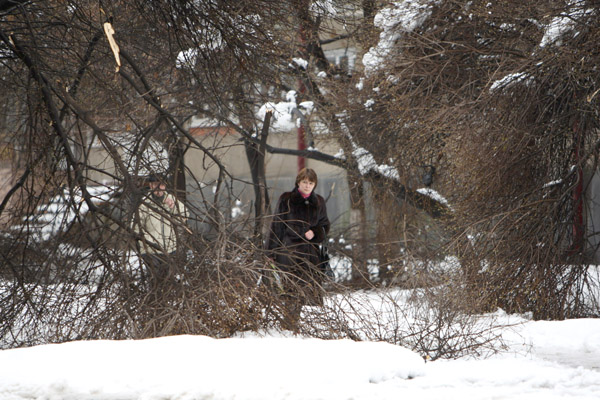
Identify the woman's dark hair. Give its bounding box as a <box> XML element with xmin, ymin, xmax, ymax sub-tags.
<box><xmin>295</xmin><ymin>168</ymin><xmax>318</xmax><ymax>188</ymax></box>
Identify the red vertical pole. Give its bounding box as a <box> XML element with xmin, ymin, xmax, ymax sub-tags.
<box><xmin>297</xmin><ymin>122</ymin><xmax>306</xmax><ymax>172</ymax></box>
<box><xmin>297</xmin><ymin>75</ymin><xmax>306</xmax><ymax>172</ymax></box>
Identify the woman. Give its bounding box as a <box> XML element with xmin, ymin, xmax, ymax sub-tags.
<box><xmin>267</xmin><ymin>168</ymin><xmax>330</xmax><ymax>311</ymax></box>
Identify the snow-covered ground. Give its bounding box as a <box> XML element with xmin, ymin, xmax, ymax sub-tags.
<box><xmin>1</xmin><ymin>312</ymin><xmax>599</xmax><ymax>399</ymax></box>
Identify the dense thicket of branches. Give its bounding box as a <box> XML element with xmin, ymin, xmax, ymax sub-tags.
<box><xmin>345</xmin><ymin>0</ymin><xmax>600</xmax><ymax>318</ymax></box>
<box><xmin>0</xmin><ymin>0</ymin><xmax>599</xmax><ymax>351</ymax></box>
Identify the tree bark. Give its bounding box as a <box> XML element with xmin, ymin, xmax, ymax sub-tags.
<box><xmin>244</xmin><ymin>111</ymin><xmax>272</xmax><ymax>242</ymax></box>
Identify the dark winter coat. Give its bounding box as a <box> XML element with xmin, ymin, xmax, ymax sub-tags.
<box><xmin>267</xmin><ymin>187</ymin><xmax>330</xmax><ymax>274</ymax></box>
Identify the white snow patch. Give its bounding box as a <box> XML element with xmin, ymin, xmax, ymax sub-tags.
<box><xmin>299</xmin><ymin>101</ymin><xmax>315</xmax><ymax>114</ymax></box>
<box><xmin>417</xmin><ymin>187</ymin><xmax>450</xmax><ymax>207</ymax></box>
<box><xmin>334</xmin><ymin>148</ymin><xmax>346</xmax><ymax>160</ymax></box>
<box><xmin>0</xmin><ymin>335</ymin><xmax>425</xmax><ymax>399</ymax></box>
<box><xmin>257</xmin><ymin>92</ymin><xmax>314</xmax><ymax>132</ymax></box>
<box><xmin>356</xmin><ymin>78</ymin><xmax>365</xmax><ymax>90</ymax></box>
<box><xmin>490</xmin><ymin>72</ymin><xmax>533</xmax><ymax>92</ymax></box>
<box><xmin>539</xmin><ymin>3</ymin><xmax>593</xmax><ymax>48</ymax></box>
<box><xmin>363</xmin><ymin>1</ymin><xmax>437</xmax><ymax>75</ymax></box>
<box><xmin>3</xmin><ymin>304</ymin><xmax>600</xmax><ymax>399</ymax></box>
<box><xmin>291</xmin><ymin>57</ymin><xmax>308</xmax><ymax>70</ymax></box>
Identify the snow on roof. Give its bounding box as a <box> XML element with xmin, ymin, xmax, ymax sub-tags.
<box><xmin>291</xmin><ymin>58</ymin><xmax>308</xmax><ymax>70</ymax></box>
<box><xmin>257</xmin><ymin>102</ymin><xmax>298</xmax><ymax>132</ymax></box>
<box><xmin>257</xmin><ymin>91</ymin><xmax>315</xmax><ymax>133</ymax></box>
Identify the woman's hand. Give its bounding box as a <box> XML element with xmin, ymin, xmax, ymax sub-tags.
<box><xmin>304</xmin><ymin>229</ymin><xmax>315</xmax><ymax>240</ymax></box>
<box><xmin>164</xmin><ymin>196</ymin><xmax>175</xmax><ymax>209</ymax></box>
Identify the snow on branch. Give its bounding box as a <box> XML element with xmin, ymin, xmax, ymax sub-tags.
<box><xmin>175</xmin><ymin>14</ymin><xmax>263</xmax><ymax>69</ymax></box>
<box><xmin>362</xmin><ymin>0</ymin><xmax>438</xmax><ymax>75</ymax></box>
<box><xmin>337</xmin><ymin>114</ymin><xmax>451</xmax><ymax>215</ymax></box>
<box><xmin>489</xmin><ymin>72</ymin><xmax>534</xmax><ymax>93</ymax></box>
<box><xmin>539</xmin><ymin>2</ymin><xmax>593</xmax><ymax>48</ymax></box>
<box><xmin>416</xmin><ymin>188</ymin><xmax>450</xmax><ymax>208</ymax></box>
<box><xmin>490</xmin><ymin>4</ymin><xmax>594</xmax><ymax>94</ymax></box>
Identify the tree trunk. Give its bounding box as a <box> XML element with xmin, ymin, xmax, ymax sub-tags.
<box><xmin>169</xmin><ymin>137</ymin><xmax>187</xmax><ymax>203</ymax></box>
<box><xmin>244</xmin><ymin>110</ymin><xmax>272</xmax><ymax>242</ymax></box>
<box><xmin>349</xmin><ymin>177</ymin><xmax>370</xmax><ymax>286</ymax></box>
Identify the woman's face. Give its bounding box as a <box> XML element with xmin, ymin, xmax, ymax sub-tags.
<box><xmin>298</xmin><ymin>179</ymin><xmax>316</xmax><ymax>195</ymax></box>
